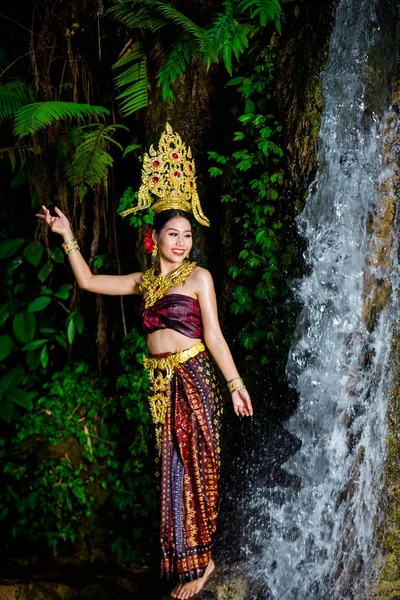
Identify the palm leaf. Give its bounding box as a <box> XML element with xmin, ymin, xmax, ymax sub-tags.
<box><xmin>157</xmin><ymin>33</ymin><xmax>198</xmax><ymax>102</ymax></box>
<box><xmin>156</xmin><ymin>4</ymin><xmax>219</xmax><ymax>62</ymax></box>
<box><xmin>13</xmin><ymin>101</ymin><xmax>110</xmax><ymax>140</ymax></box>
<box><xmin>0</xmin><ymin>79</ymin><xmax>32</xmax><ymax>124</ymax></box>
<box><xmin>66</xmin><ymin>123</ymin><xmax>128</xmax><ymax>201</ymax></box>
<box><xmin>113</xmin><ymin>41</ymin><xmax>148</xmax><ymax>116</ymax></box>
<box><xmin>108</xmin><ymin>0</ymin><xmax>167</xmax><ymax>32</ymax></box>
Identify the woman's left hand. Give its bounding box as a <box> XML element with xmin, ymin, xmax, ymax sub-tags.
<box><xmin>231</xmin><ymin>388</ymin><xmax>253</xmax><ymax>417</ymax></box>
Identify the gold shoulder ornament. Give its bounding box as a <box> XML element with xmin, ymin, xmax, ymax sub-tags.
<box><xmin>140</xmin><ymin>260</ymin><xmax>197</xmax><ymax>308</ymax></box>
<box><xmin>119</xmin><ymin>123</ymin><xmax>210</xmax><ymax>227</ymax></box>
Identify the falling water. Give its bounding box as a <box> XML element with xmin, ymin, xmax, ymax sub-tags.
<box><xmin>246</xmin><ymin>0</ymin><xmax>400</xmax><ymax>598</ymax></box>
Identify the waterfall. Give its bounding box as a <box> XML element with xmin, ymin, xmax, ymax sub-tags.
<box><xmin>246</xmin><ymin>0</ymin><xmax>400</xmax><ymax>598</ymax></box>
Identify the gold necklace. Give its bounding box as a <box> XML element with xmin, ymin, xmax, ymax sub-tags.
<box><xmin>140</xmin><ymin>260</ymin><xmax>197</xmax><ymax>308</ymax></box>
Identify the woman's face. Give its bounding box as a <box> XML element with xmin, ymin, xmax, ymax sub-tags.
<box><xmin>154</xmin><ymin>216</ymin><xmax>192</xmax><ymax>264</ymax></box>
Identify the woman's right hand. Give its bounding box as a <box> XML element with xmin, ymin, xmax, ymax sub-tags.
<box><xmin>36</xmin><ymin>205</ymin><xmax>73</xmax><ymax>239</ymax></box>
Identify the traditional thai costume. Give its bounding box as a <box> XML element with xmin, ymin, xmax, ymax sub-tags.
<box><xmin>138</xmin><ymin>293</ymin><xmax>223</xmax><ymax>583</ymax></box>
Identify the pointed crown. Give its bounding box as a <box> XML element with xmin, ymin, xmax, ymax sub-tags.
<box><xmin>119</xmin><ymin>123</ymin><xmax>210</xmax><ymax>226</ymax></box>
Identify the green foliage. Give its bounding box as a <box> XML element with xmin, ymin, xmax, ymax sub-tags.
<box><xmin>157</xmin><ymin>33</ymin><xmax>199</xmax><ymax>102</ymax></box>
<box><xmin>209</xmin><ymin>43</ymin><xmax>296</xmax><ymax>365</ymax></box>
<box><xmin>113</xmin><ymin>41</ymin><xmax>148</xmax><ymax>116</ymax></box>
<box><xmin>108</xmin><ymin>0</ymin><xmax>288</xmax><ymax>105</ymax></box>
<box><xmin>13</xmin><ymin>101</ymin><xmax>110</xmax><ymax>140</ymax></box>
<box><xmin>0</xmin><ymin>79</ymin><xmax>33</xmax><ymax>124</ymax></box>
<box><xmin>0</xmin><ymin>335</ymin><xmax>156</xmax><ymax>558</ymax></box>
<box><xmin>66</xmin><ymin>123</ymin><xmax>128</xmax><ymax>200</ymax></box>
<box><xmin>0</xmin><ymin>238</ymin><xmax>83</xmax><ymax>421</ymax></box>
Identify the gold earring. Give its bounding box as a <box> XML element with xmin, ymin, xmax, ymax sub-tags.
<box><xmin>151</xmin><ymin>242</ymin><xmax>158</xmax><ymax>262</ymax></box>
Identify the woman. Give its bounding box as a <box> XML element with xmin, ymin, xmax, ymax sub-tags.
<box><xmin>37</xmin><ymin>125</ymin><xmax>253</xmax><ymax>600</ymax></box>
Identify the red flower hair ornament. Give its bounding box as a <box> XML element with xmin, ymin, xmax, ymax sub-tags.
<box><xmin>143</xmin><ymin>227</ymin><xmax>155</xmax><ymax>254</ymax></box>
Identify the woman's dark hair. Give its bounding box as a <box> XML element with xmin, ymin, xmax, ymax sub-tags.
<box><xmin>153</xmin><ymin>209</ymin><xmax>192</xmax><ymax>234</ymax></box>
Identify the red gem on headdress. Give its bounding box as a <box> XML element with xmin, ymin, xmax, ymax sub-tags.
<box><xmin>152</xmin><ymin>160</ymin><xmax>160</xmax><ymax>167</ymax></box>
<box><xmin>172</xmin><ymin>152</ymin><xmax>179</xmax><ymax>159</ymax></box>
<box><xmin>188</xmin><ymin>164</ymin><xmax>193</xmax><ymax>172</ymax></box>
<box><xmin>156</xmin><ymin>380</ymin><xmax>161</xmax><ymax>386</ymax></box>
<box><xmin>173</xmin><ymin>171</ymin><xmax>181</xmax><ymax>178</ymax></box>
<box><xmin>190</xmin><ymin>181</ymin><xmax>193</xmax><ymax>188</ymax></box>
<box><xmin>152</xmin><ymin>176</ymin><xmax>159</xmax><ymax>184</ymax></box>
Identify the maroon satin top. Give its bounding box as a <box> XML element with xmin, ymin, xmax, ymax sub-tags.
<box><xmin>138</xmin><ymin>293</ymin><xmax>202</xmax><ymax>338</ymax></box>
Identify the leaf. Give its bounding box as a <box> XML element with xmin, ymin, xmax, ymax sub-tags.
<box><xmin>23</xmin><ymin>241</ymin><xmax>44</xmax><ymax>266</ymax></box>
<box><xmin>0</xmin><ymin>367</ymin><xmax>25</xmax><ymax>395</ymax></box>
<box><xmin>27</xmin><ymin>349</ymin><xmax>41</xmax><ymax>370</ymax></box>
<box><xmin>75</xmin><ymin>312</ymin><xmax>84</xmax><ymax>334</ymax></box>
<box><xmin>156</xmin><ymin>4</ymin><xmax>219</xmax><ymax>62</ymax></box>
<box><xmin>13</xmin><ymin>101</ymin><xmax>110</xmax><ymax>140</ymax></box>
<box><xmin>0</xmin><ymin>79</ymin><xmax>32</xmax><ymax>123</ymax></box>
<box><xmin>22</xmin><ymin>339</ymin><xmax>48</xmax><ymax>351</ymax></box>
<box><xmin>0</xmin><ymin>399</ymin><xmax>14</xmax><ymax>423</ymax></box>
<box><xmin>0</xmin><ymin>304</ymin><xmax>10</xmax><ymax>327</ymax></box>
<box><xmin>28</xmin><ymin>296</ymin><xmax>52</xmax><ymax>312</ymax></box>
<box><xmin>50</xmin><ymin>247</ymin><xmax>65</xmax><ymax>263</ymax></box>
<box><xmin>0</xmin><ymin>238</ymin><xmax>25</xmax><ymax>260</ymax></box>
<box><xmin>40</xmin><ymin>345</ymin><xmax>49</xmax><ymax>369</ymax></box>
<box><xmin>38</xmin><ymin>263</ymin><xmax>53</xmax><ymax>282</ymax></box>
<box><xmin>13</xmin><ymin>311</ymin><xmax>36</xmax><ymax>343</ymax></box>
<box><xmin>0</xmin><ymin>335</ymin><xmax>14</xmax><ymax>361</ymax></box>
<box><xmin>66</xmin><ymin>124</ymin><xmax>127</xmax><ymax>201</ymax></box>
<box><xmin>8</xmin><ymin>388</ymin><xmax>33</xmax><ymax>410</ymax></box>
<box><xmin>113</xmin><ymin>41</ymin><xmax>148</xmax><ymax>116</ymax></box>
<box><xmin>55</xmin><ymin>334</ymin><xmax>67</xmax><ymax>349</ymax></box>
<box><xmin>157</xmin><ymin>33</ymin><xmax>198</xmax><ymax>102</ymax></box>
<box><xmin>67</xmin><ymin>318</ymin><xmax>75</xmax><ymax>345</ymax></box>
<box><xmin>54</xmin><ymin>284</ymin><xmax>73</xmax><ymax>300</ymax></box>
<box><xmin>123</xmin><ymin>144</ymin><xmax>141</xmax><ymax>158</ymax></box>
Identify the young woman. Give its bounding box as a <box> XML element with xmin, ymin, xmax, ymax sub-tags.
<box><xmin>37</xmin><ymin>126</ymin><xmax>253</xmax><ymax>600</ymax></box>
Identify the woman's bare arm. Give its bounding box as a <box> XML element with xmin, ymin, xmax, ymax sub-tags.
<box><xmin>194</xmin><ymin>268</ymin><xmax>253</xmax><ymax>417</ymax></box>
<box><xmin>36</xmin><ymin>206</ymin><xmax>142</xmax><ymax>296</ymax></box>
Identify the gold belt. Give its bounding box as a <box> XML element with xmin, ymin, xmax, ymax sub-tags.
<box><xmin>143</xmin><ymin>342</ymin><xmax>205</xmax><ymax>453</ymax></box>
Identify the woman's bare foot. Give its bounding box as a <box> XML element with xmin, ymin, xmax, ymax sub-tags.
<box><xmin>170</xmin><ymin>559</ymin><xmax>215</xmax><ymax>599</ymax></box>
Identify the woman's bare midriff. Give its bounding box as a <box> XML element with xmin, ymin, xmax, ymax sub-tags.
<box><xmin>146</xmin><ymin>328</ymin><xmax>202</xmax><ymax>355</ymax></box>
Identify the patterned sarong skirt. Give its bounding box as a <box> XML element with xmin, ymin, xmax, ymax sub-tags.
<box><xmin>143</xmin><ymin>342</ymin><xmax>222</xmax><ymax>583</ymax></box>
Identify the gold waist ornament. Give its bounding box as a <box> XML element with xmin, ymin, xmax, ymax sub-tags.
<box><xmin>143</xmin><ymin>341</ymin><xmax>205</xmax><ymax>453</ymax></box>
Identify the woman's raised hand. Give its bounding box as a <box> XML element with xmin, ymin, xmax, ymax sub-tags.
<box><xmin>232</xmin><ymin>387</ymin><xmax>253</xmax><ymax>417</ymax></box>
<box><xmin>36</xmin><ymin>205</ymin><xmax>72</xmax><ymax>239</ymax></box>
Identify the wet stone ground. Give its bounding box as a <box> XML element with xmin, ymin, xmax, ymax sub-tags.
<box><xmin>0</xmin><ymin>562</ymin><xmax>256</xmax><ymax>600</ymax></box>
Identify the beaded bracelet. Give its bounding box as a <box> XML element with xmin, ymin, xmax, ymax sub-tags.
<box><xmin>62</xmin><ymin>238</ymin><xmax>80</xmax><ymax>255</ymax></box>
<box><xmin>227</xmin><ymin>377</ymin><xmax>246</xmax><ymax>393</ymax></box>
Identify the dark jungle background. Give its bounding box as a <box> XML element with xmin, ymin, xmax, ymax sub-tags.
<box><xmin>0</xmin><ymin>0</ymin><xmax>334</xmax><ymax>579</ymax></box>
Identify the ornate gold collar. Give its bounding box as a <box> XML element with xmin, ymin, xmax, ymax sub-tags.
<box><xmin>140</xmin><ymin>260</ymin><xmax>197</xmax><ymax>308</ymax></box>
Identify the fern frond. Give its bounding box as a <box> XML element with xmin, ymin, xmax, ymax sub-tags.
<box><xmin>156</xmin><ymin>4</ymin><xmax>219</xmax><ymax>62</ymax></box>
<box><xmin>208</xmin><ymin>0</ymin><xmax>235</xmax><ymax>48</ymax></box>
<box><xmin>0</xmin><ymin>145</ymin><xmax>36</xmax><ymax>172</ymax></box>
<box><xmin>238</xmin><ymin>0</ymin><xmax>282</xmax><ymax>29</ymax></box>
<box><xmin>231</xmin><ymin>23</ymin><xmax>252</xmax><ymax>60</ymax></box>
<box><xmin>108</xmin><ymin>0</ymin><xmax>167</xmax><ymax>32</ymax></box>
<box><xmin>113</xmin><ymin>40</ymin><xmax>148</xmax><ymax>116</ymax></box>
<box><xmin>66</xmin><ymin>123</ymin><xmax>128</xmax><ymax>201</ymax></box>
<box><xmin>13</xmin><ymin>102</ymin><xmax>110</xmax><ymax>140</ymax></box>
<box><xmin>0</xmin><ymin>80</ymin><xmax>32</xmax><ymax>124</ymax></box>
<box><xmin>157</xmin><ymin>33</ymin><xmax>198</xmax><ymax>102</ymax></box>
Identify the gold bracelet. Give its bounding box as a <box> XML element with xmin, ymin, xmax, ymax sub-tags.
<box><xmin>62</xmin><ymin>239</ymin><xmax>80</xmax><ymax>255</ymax></box>
<box><xmin>227</xmin><ymin>377</ymin><xmax>245</xmax><ymax>393</ymax></box>
<box><xmin>66</xmin><ymin>246</ymin><xmax>80</xmax><ymax>256</ymax></box>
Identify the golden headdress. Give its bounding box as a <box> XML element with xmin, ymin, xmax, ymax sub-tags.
<box><xmin>119</xmin><ymin>122</ymin><xmax>210</xmax><ymax>227</ymax></box>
